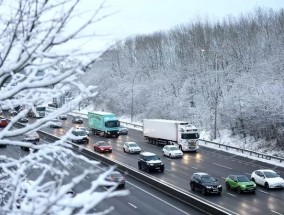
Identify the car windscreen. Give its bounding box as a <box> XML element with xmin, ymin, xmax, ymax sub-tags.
<box><xmin>144</xmin><ymin>155</ymin><xmax>158</xmax><ymax>161</ymax></box>
<box><xmin>181</xmin><ymin>133</ymin><xmax>200</xmax><ymax>139</ymax></box>
<box><xmin>98</xmin><ymin>142</ymin><xmax>109</xmax><ymax>146</ymax></box>
<box><xmin>169</xmin><ymin>146</ymin><xmax>179</xmax><ymax>151</ymax></box>
<box><xmin>74</xmin><ymin>131</ymin><xmax>87</xmax><ymax>136</ymax></box>
<box><xmin>237</xmin><ymin>176</ymin><xmax>250</xmax><ymax>182</ymax></box>
<box><xmin>36</xmin><ymin>107</ymin><xmax>46</xmax><ymax>111</ymax></box>
<box><xmin>129</xmin><ymin>143</ymin><xmax>138</xmax><ymax>147</ymax></box>
<box><xmin>201</xmin><ymin>176</ymin><xmax>216</xmax><ymax>183</ymax></box>
<box><xmin>105</xmin><ymin>120</ymin><xmax>120</xmax><ymax>128</ymax></box>
<box><xmin>264</xmin><ymin>171</ymin><xmax>278</xmax><ymax>178</ymax></box>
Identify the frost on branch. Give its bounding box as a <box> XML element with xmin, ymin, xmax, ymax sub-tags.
<box><xmin>0</xmin><ymin>0</ymin><xmax>128</xmax><ymax>214</ymax></box>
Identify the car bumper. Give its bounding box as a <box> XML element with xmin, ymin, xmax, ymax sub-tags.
<box><xmin>205</xmin><ymin>187</ymin><xmax>222</xmax><ymax>194</ymax></box>
<box><xmin>269</xmin><ymin>184</ymin><xmax>284</xmax><ymax>189</ymax></box>
<box><xmin>129</xmin><ymin>150</ymin><xmax>141</xmax><ymax>154</ymax></box>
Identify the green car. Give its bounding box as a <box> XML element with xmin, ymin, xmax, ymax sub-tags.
<box><xmin>225</xmin><ymin>174</ymin><xmax>256</xmax><ymax>194</ymax></box>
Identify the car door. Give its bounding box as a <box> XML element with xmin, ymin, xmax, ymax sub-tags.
<box><xmin>194</xmin><ymin>175</ymin><xmax>202</xmax><ymax>190</ymax></box>
<box><xmin>230</xmin><ymin>176</ymin><xmax>238</xmax><ymax>189</ymax></box>
<box><xmin>254</xmin><ymin>171</ymin><xmax>263</xmax><ymax>185</ymax></box>
<box><xmin>257</xmin><ymin>171</ymin><xmax>266</xmax><ymax>186</ymax></box>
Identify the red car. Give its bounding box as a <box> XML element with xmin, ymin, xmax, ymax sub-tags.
<box><xmin>0</xmin><ymin>118</ymin><xmax>9</xmax><ymax>127</ymax></box>
<box><xmin>94</xmin><ymin>141</ymin><xmax>112</xmax><ymax>153</ymax></box>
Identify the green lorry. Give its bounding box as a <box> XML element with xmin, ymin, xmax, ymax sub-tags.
<box><xmin>88</xmin><ymin>111</ymin><xmax>120</xmax><ymax>138</ymax></box>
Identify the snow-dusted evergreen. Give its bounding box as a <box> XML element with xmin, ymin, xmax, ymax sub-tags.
<box><xmin>82</xmin><ymin>8</ymin><xmax>284</xmax><ymax>150</ymax></box>
<box><xmin>0</xmin><ymin>0</ymin><xmax>128</xmax><ymax>214</ymax></box>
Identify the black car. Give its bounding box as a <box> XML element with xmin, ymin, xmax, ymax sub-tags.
<box><xmin>118</xmin><ymin>126</ymin><xmax>128</xmax><ymax>135</ymax></box>
<box><xmin>189</xmin><ymin>172</ymin><xmax>222</xmax><ymax>195</ymax></box>
<box><xmin>72</xmin><ymin>116</ymin><xmax>84</xmax><ymax>124</ymax></box>
<box><xmin>19</xmin><ymin>117</ymin><xmax>29</xmax><ymax>123</ymax></box>
<box><xmin>9</xmin><ymin>109</ymin><xmax>18</xmax><ymax>116</ymax></box>
<box><xmin>138</xmin><ymin>152</ymin><xmax>164</xmax><ymax>173</ymax></box>
<box><xmin>105</xmin><ymin>171</ymin><xmax>126</xmax><ymax>188</ymax></box>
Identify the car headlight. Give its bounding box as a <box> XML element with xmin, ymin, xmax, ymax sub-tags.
<box><xmin>149</xmin><ymin>163</ymin><xmax>154</xmax><ymax>166</ymax></box>
<box><xmin>218</xmin><ymin>185</ymin><xmax>222</xmax><ymax>188</ymax></box>
<box><xmin>160</xmin><ymin>162</ymin><xmax>164</xmax><ymax>165</ymax></box>
<box><xmin>206</xmin><ymin>186</ymin><xmax>212</xmax><ymax>189</ymax></box>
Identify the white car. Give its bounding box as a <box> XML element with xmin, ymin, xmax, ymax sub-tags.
<box><xmin>50</xmin><ymin>119</ymin><xmax>62</xmax><ymax>128</ymax></box>
<box><xmin>251</xmin><ymin>169</ymin><xmax>284</xmax><ymax>189</ymax></box>
<box><xmin>162</xmin><ymin>145</ymin><xmax>183</xmax><ymax>158</ymax></box>
<box><xmin>123</xmin><ymin>142</ymin><xmax>141</xmax><ymax>154</ymax></box>
<box><xmin>24</xmin><ymin>132</ymin><xmax>40</xmax><ymax>141</ymax></box>
<box><xmin>59</xmin><ymin>114</ymin><xmax>67</xmax><ymax>120</ymax></box>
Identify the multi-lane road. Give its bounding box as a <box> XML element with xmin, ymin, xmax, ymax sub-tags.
<box><xmin>0</xmin><ymin>115</ymin><xmax>202</xmax><ymax>215</ymax></box>
<box><xmin>3</xmin><ymin>112</ymin><xmax>284</xmax><ymax>215</ymax></box>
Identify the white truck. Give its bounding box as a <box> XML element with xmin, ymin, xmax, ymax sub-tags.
<box><xmin>143</xmin><ymin>119</ymin><xmax>199</xmax><ymax>152</ymax></box>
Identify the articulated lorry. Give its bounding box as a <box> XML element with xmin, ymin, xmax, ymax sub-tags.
<box><xmin>143</xmin><ymin>119</ymin><xmax>200</xmax><ymax>152</ymax></box>
<box><xmin>88</xmin><ymin>111</ymin><xmax>120</xmax><ymax>138</ymax></box>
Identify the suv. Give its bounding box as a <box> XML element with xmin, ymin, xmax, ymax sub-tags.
<box><xmin>138</xmin><ymin>152</ymin><xmax>164</xmax><ymax>173</ymax></box>
<box><xmin>71</xmin><ymin>128</ymin><xmax>89</xmax><ymax>144</ymax></box>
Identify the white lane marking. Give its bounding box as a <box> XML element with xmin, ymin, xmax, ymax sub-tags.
<box><xmin>166</xmin><ymin>158</ymin><xmax>172</xmax><ymax>161</ymax></box>
<box><xmin>212</xmin><ymin>163</ymin><xmax>232</xmax><ymax>169</ymax></box>
<box><xmin>191</xmin><ymin>166</ymin><xmax>198</xmax><ymax>169</ymax></box>
<box><xmin>127</xmin><ymin>181</ymin><xmax>191</xmax><ymax>215</ymax></box>
<box><xmin>227</xmin><ymin>193</ymin><xmax>237</xmax><ymax>197</ymax></box>
<box><xmin>165</xmin><ymin>169</ymin><xmax>171</xmax><ymax>172</ymax></box>
<box><xmin>245</xmin><ymin>173</ymin><xmax>251</xmax><ymax>175</ymax></box>
<box><xmin>258</xmin><ymin>190</ymin><xmax>269</xmax><ymax>194</ymax></box>
<box><xmin>128</xmin><ymin>202</ymin><xmax>137</xmax><ymax>209</ymax></box>
<box><xmin>271</xmin><ymin>210</ymin><xmax>283</xmax><ymax>215</ymax></box>
<box><xmin>221</xmin><ymin>177</ymin><xmax>226</xmax><ymax>180</ymax></box>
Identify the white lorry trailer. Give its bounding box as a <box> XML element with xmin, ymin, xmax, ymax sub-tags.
<box><xmin>143</xmin><ymin>119</ymin><xmax>199</xmax><ymax>152</ymax></box>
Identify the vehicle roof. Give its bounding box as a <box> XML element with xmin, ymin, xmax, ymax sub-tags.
<box><xmin>89</xmin><ymin>111</ymin><xmax>115</xmax><ymax>115</ymax></box>
<box><xmin>193</xmin><ymin>172</ymin><xmax>210</xmax><ymax>176</ymax></box>
<box><xmin>124</xmin><ymin>141</ymin><xmax>136</xmax><ymax>144</ymax></box>
<box><xmin>144</xmin><ymin>119</ymin><xmax>188</xmax><ymax>124</ymax></box>
<box><xmin>256</xmin><ymin>169</ymin><xmax>276</xmax><ymax>172</ymax></box>
<box><xmin>165</xmin><ymin>145</ymin><xmax>179</xmax><ymax>148</ymax></box>
<box><xmin>141</xmin><ymin>152</ymin><xmax>156</xmax><ymax>156</ymax></box>
<box><xmin>228</xmin><ymin>174</ymin><xmax>247</xmax><ymax>177</ymax></box>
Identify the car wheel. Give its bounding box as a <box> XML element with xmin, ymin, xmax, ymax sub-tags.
<box><xmin>169</xmin><ymin>153</ymin><xmax>172</xmax><ymax>158</ymax></box>
<box><xmin>123</xmin><ymin>148</ymin><xmax>126</xmax><ymax>153</ymax></box>
<box><xmin>202</xmin><ymin>187</ymin><xmax>207</xmax><ymax>195</ymax></box>
<box><xmin>190</xmin><ymin>183</ymin><xmax>195</xmax><ymax>191</ymax></box>
<box><xmin>146</xmin><ymin>167</ymin><xmax>150</xmax><ymax>173</ymax></box>
<box><xmin>162</xmin><ymin>151</ymin><xmax>165</xmax><ymax>156</ymax></box>
<box><xmin>160</xmin><ymin>167</ymin><xmax>164</xmax><ymax>173</ymax></box>
<box><xmin>237</xmin><ymin>186</ymin><xmax>242</xmax><ymax>194</ymax></box>
<box><xmin>110</xmin><ymin>150</ymin><xmax>112</xmax><ymax>153</ymax></box>
<box><xmin>265</xmin><ymin>182</ymin><xmax>270</xmax><ymax>190</ymax></box>
<box><xmin>225</xmin><ymin>182</ymin><xmax>230</xmax><ymax>190</ymax></box>
<box><xmin>252</xmin><ymin>190</ymin><xmax>256</xmax><ymax>194</ymax></box>
<box><xmin>138</xmin><ymin>163</ymin><xmax>141</xmax><ymax>170</ymax></box>
<box><xmin>251</xmin><ymin>178</ymin><xmax>255</xmax><ymax>183</ymax></box>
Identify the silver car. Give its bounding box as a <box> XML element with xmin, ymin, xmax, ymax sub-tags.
<box><xmin>123</xmin><ymin>142</ymin><xmax>141</xmax><ymax>154</ymax></box>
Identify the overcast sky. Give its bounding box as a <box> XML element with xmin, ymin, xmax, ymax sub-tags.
<box><xmin>75</xmin><ymin>0</ymin><xmax>284</xmax><ymax>56</ymax></box>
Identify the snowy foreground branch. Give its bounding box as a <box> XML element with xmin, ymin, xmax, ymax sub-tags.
<box><xmin>0</xmin><ymin>0</ymin><xmax>128</xmax><ymax>214</ymax></box>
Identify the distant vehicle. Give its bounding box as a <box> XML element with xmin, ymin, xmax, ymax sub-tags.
<box><xmin>76</xmin><ymin>127</ymin><xmax>89</xmax><ymax>136</ymax></box>
<box><xmin>138</xmin><ymin>152</ymin><xmax>164</xmax><ymax>173</ymax></box>
<box><xmin>18</xmin><ymin>117</ymin><xmax>29</xmax><ymax>123</ymax></box>
<box><xmin>23</xmin><ymin>132</ymin><xmax>40</xmax><ymax>142</ymax></box>
<box><xmin>143</xmin><ymin>119</ymin><xmax>199</xmax><ymax>152</ymax></box>
<box><xmin>50</xmin><ymin>119</ymin><xmax>62</xmax><ymax>128</ymax></box>
<box><xmin>20</xmin><ymin>141</ymin><xmax>38</xmax><ymax>152</ymax></box>
<box><xmin>189</xmin><ymin>172</ymin><xmax>222</xmax><ymax>195</ymax></box>
<box><xmin>70</xmin><ymin>128</ymin><xmax>89</xmax><ymax>144</ymax></box>
<box><xmin>0</xmin><ymin>118</ymin><xmax>9</xmax><ymax>127</ymax></box>
<box><xmin>162</xmin><ymin>145</ymin><xmax>183</xmax><ymax>158</ymax></box>
<box><xmin>94</xmin><ymin>141</ymin><xmax>112</xmax><ymax>153</ymax></box>
<box><xmin>118</xmin><ymin>126</ymin><xmax>128</xmax><ymax>135</ymax></box>
<box><xmin>123</xmin><ymin>142</ymin><xmax>141</xmax><ymax>154</ymax></box>
<box><xmin>88</xmin><ymin>111</ymin><xmax>120</xmax><ymax>138</ymax></box>
<box><xmin>225</xmin><ymin>174</ymin><xmax>256</xmax><ymax>193</ymax></box>
<box><xmin>105</xmin><ymin>171</ymin><xmax>126</xmax><ymax>188</ymax></box>
<box><xmin>9</xmin><ymin>109</ymin><xmax>18</xmax><ymax>116</ymax></box>
<box><xmin>72</xmin><ymin>116</ymin><xmax>84</xmax><ymax>124</ymax></box>
<box><xmin>251</xmin><ymin>169</ymin><xmax>284</xmax><ymax>189</ymax></box>
<box><xmin>59</xmin><ymin>114</ymin><xmax>67</xmax><ymax>120</ymax></box>
<box><xmin>27</xmin><ymin>106</ymin><xmax>46</xmax><ymax>118</ymax></box>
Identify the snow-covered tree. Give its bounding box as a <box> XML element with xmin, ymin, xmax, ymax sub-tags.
<box><xmin>0</xmin><ymin>0</ymin><xmax>128</xmax><ymax>214</ymax></box>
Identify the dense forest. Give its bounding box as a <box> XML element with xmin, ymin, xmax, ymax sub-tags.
<box><xmin>82</xmin><ymin>8</ymin><xmax>284</xmax><ymax>147</ymax></box>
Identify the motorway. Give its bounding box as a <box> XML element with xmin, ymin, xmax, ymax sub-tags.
<box><xmin>46</xmin><ymin>115</ymin><xmax>284</xmax><ymax>215</ymax></box>
<box><xmin>3</xmin><ymin>113</ymin><xmax>284</xmax><ymax>215</ymax></box>
<box><xmin>0</xmin><ymin>117</ymin><xmax>202</xmax><ymax>215</ymax></box>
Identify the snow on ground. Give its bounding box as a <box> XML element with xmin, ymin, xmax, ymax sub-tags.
<box><xmin>63</xmin><ymin>106</ymin><xmax>284</xmax><ymax>168</ymax></box>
